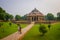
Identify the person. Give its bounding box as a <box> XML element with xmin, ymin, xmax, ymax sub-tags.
<box><xmin>18</xmin><ymin>24</ymin><xmax>22</xmax><ymax>34</ymax></box>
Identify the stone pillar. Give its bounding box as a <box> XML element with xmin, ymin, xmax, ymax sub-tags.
<box><xmin>30</xmin><ymin>17</ymin><xmax>31</xmax><ymax>21</ymax></box>
<box><xmin>38</xmin><ymin>17</ymin><xmax>39</xmax><ymax>21</ymax></box>
<box><xmin>30</xmin><ymin>17</ymin><xmax>32</xmax><ymax>21</ymax></box>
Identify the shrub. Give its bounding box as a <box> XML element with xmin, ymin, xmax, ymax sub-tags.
<box><xmin>39</xmin><ymin>24</ymin><xmax>47</xmax><ymax>36</ymax></box>
<box><xmin>9</xmin><ymin>23</ymin><xmax>12</xmax><ymax>26</ymax></box>
<box><xmin>48</xmin><ymin>24</ymin><xmax>51</xmax><ymax>30</ymax></box>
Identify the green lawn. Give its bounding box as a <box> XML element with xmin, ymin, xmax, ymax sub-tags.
<box><xmin>20</xmin><ymin>24</ymin><xmax>28</xmax><ymax>28</ymax></box>
<box><xmin>23</xmin><ymin>22</ymin><xmax>60</xmax><ymax>40</ymax></box>
<box><xmin>0</xmin><ymin>22</ymin><xmax>28</xmax><ymax>39</ymax></box>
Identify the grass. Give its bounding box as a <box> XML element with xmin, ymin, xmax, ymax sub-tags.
<box><xmin>0</xmin><ymin>22</ymin><xmax>28</xmax><ymax>39</ymax></box>
<box><xmin>20</xmin><ymin>24</ymin><xmax>28</xmax><ymax>28</ymax></box>
<box><xmin>23</xmin><ymin>22</ymin><xmax>60</xmax><ymax>40</ymax></box>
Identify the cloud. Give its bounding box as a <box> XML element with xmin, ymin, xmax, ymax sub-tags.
<box><xmin>0</xmin><ymin>0</ymin><xmax>60</xmax><ymax>16</ymax></box>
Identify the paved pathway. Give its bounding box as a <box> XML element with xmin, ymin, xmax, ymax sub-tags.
<box><xmin>1</xmin><ymin>22</ymin><xmax>35</xmax><ymax>40</ymax></box>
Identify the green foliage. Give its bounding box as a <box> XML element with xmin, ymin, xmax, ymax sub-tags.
<box><xmin>0</xmin><ymin>7</ymin><xmax>6</xmax><ymax>13</ymax></box>
<box><xmin>46</xmin><ymin>13</ymin><xmax>54</xmax><ymax>20</ymax></box>
<box><xmin>9</xmin><ymin>23</ymin><xmax>12</xmax><ymax>26</ymax></box>
<box><xmin>0</xmin><ymin>7</ymin><xmax>7</xmax><ymax>20</ymax></box>
<box><xmin>0</xmin><ymin>12</ymin><xmax>6</xmax><ymax>20</ymax></box>
<box><xmin>23</xmin><ymin>23</ymin><xmax>60</xmax><ymax>40</ymax></box>
<box><xmin>48</xmin><ymin>24</ymin><xmax>51</xmax><ymax>30</ymax></box>
<box><xmin>57</xmin><ymin>12</ymin><xmax>60</xmax><ymax>20</ymax></box>
<box><xmin>5</xmin><ymin>13</ymin><xmax>10</xmax><ymax>21</ymax></box>
<box><xmin>39</xmin><ymin>24</ymin><xmax>47</xmax><ymax>36</ymax></box>
<box><xmin>15</xmin><ymin>15</ymin><xmax>21</xmax><ymax>20</ymax></box>
<box><xmin>0</xmin><ymin>7</ymin><xmax>14</xmax><ymax>21</ymax></box>
<box><xmin>0</xmin><ymin>22</ymin><xmax>28</xmax><ymax>39</ymax></box>
<box><xmin>9</xmin><ymin>15</ymin><xmax>13</xmax><ymax>20</ymax></box>
<box><xmin>21</xmin><ymin>15</ymin><xmax>27</xmax><ymax>20</ymax></box>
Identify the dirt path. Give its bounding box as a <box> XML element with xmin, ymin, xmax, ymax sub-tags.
<box><xmin>1</xmin><ymin>22</ymin><xmax>35</xmax><ymax>40</ymax></box>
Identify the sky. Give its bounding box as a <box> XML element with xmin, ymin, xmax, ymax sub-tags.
<box><xmin>0</xmin><ymin>0</ymin><xmax>60</xmax><ymax>16</ymax></box>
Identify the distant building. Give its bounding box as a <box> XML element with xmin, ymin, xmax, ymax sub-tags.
<box><xmin>26</xmin><ymin>8</ymin><xmax>44</xmax><ymax>22</ymax></box>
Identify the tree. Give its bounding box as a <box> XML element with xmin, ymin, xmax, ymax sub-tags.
<box><xmin>9</xmin><ymin>15</ymin><xmax>13</xmax><ymax>20</ymax></box>
<box><xmin>57</xmin><ymin>12</ymin><xmax>60</xmax><ymax>21</ymax></box>
<box><xmin>0</xmin><ymin>7</ymin><xmax>6</xmax><ymax>20</ymax></box>
<box><xmin>21</xmin><ymin>15</ymin><xmax>27</xmax><ymax>20</ymax></box>
<box><xmin>0</xmin><ymin>13</ymin><xmax>6</xmax><ymax>20</ymax></box>
<box><xmin>15</xmin><ymin>15</ymin><xmax>21</xmax><ymax>21</ymax></box>
<box><xmin>54</xmin><ymin>17</ymin><xmax>57</xmax><ymax>20</ymax></box>
<box><xmin>46</xmin><ymin>13</ymin><xmax>54</xmax><ymax>20</ymax></box>
<box><xmin>0</xmin><ymin>7</ymin><xmax>5</xmax><ymax>13</ymax></box>
<box><xmin>5</xmin><ymin>13</ymin><xmax>10</xmax><ymax>21</ymax></box>
<box><xmin>0</xmin><ymin>7</ymin><xmax>14</xmax><ymax>21</ymax></box>
<box><xmin>39</xmin><ymin>24</ymin><xmax>47</xmax><ymax>36</ymax></box>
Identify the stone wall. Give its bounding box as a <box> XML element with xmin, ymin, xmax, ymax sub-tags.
<box><xmin>12</xmin><ymin>20</ymin><xmax>56</xmax><ymax>24</ymax></box>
